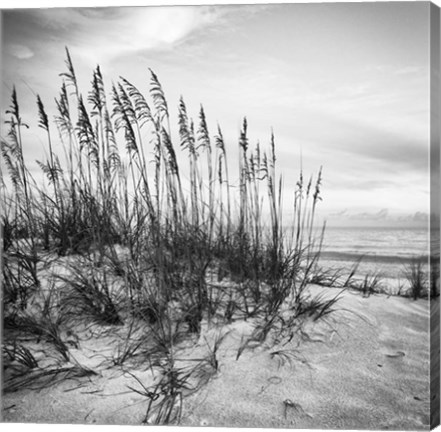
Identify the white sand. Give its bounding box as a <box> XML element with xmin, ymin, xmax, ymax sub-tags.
<box><xmin>2</xmin><ymin>285</ymin><xmax>434</xmax><ymax>430</ymax></box>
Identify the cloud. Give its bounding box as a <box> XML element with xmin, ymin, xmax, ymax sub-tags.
<box><xmin>31</xmin><ymin>7</ymin><xmax>227</xmax><ymax>66</ymax></box>
<box><xmin>328</xmin><ymin>209</ymin><xmax>429</xmax><ymax>225</ymax></box>
<box><xmin>6</xmin><ymin>43</ymin><xmax>34</xmax><ymax>60</ymax></box>
<box><xmin>326</xmin><ymin>208</ymin><xmax>389</xmax><ymax>220</ymax></box>
<box><xmin>367</xmin><ymin>64</ymin><xmax>424</xmax><ymax>76</ymax></box>
<box><xmin>306</xmin><ymin>111</ymin><xmax>428</xmax><ymax>175</ymax></box>
<box><xmin>338</xmin><ymin>208</ymin><xmax>390</xmax><ymax>221</ymax></box>
<box><xmin>323</xmin><ymin>208</ymin><xmax>429</xmax><ymax>228</ymax></box>
<box><xmin>412</xmin><ymin>211</ymin><xmax>429</xmax><ymax>222</ymax></box>
<box><xmin>330</xmin><ymin>209</ymin><xmax>349</xmax><ymax>217</ymax></box>
<box><xmin>397</xmin><ymin>211</ymin><xmax>429</xmax><ymax>223</ymax></box>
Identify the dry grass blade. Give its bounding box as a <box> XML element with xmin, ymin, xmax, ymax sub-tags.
<box><xmin>269</xmin><ymin>348</ymin><xmax>310</xmax><ymax>369</ymax></box>
<box><xmin>4</xmin><ymin>365</ymin><xmax>97</xmax><ymax>393</ymax></box>
<box><xmin>3</xmin><ymin>343</ymin><xmax>39</xmax><ymax>369</ymax></box>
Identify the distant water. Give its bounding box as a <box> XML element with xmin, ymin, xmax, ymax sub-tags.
<box><xmin>321</xmin><ymin>226</ymin><xmax>429</xmax><ymax>263</ymax></box>
<box><xmin>317</xmin><ymin>226</ymin><xmax>432</xmax><ymax>288</ymax></box>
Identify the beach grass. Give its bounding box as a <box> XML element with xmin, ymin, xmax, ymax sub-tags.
<box><xmin>1</xmin><ymin>48</ymin><xmax>433</xmax><ymax>424</ymax></box>
<box><xmin>404</xmin><ymin>257</ymin><xmax>429</xmax><ymax>300</ymax></box>
<box><xmin>0</xmin><ymin>48</ymin><xmax>330</xmax><ymax>422</ymax></box>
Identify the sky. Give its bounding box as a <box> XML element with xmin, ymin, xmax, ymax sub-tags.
<box><xmin>0</xmin><ymin>1</ymin><xmax>434</xmax><ymax>227</ymax></box>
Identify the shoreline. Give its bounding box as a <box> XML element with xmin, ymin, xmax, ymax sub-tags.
<box><xmin>320</xmin><ymin>251</ymin><xmax>430</xmax><ymax>265</ymax></box>
<box><xmin>314</xmin><ymin>256</ymin><xmax>433</xmax><ymax>297</ymax></box>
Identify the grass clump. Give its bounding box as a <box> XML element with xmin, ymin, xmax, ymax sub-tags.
<box><xmin>58</xmin><ymin>258</ymin><xmax>123</xmax><ymax>326</ymax></box>
<box><xmin>404</xmin><ymin>257</ymin><xmax>429</xmax><ymax>300</ymax></box>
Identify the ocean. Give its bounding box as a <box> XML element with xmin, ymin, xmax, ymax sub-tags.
<box><xmin>317</xmin><ymin>226</ymin><xmax>433</xmax><ymax>291</ymax></box>
<box><xmin>321</xmin><ymin>226</ymin><xmax>429</xmax><ymax>263</ymax></box>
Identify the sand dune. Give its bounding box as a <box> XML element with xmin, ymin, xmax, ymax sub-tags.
<box><xmin>2</xmin><ymin>285</ymin><xmax>434</xmax><ymax>431</ymax></box>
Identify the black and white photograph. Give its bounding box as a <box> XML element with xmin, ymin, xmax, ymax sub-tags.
<box><xmin>1</xmin><ymin>1</ymin><xmax>440</xmax><ymax>429</ymax></box>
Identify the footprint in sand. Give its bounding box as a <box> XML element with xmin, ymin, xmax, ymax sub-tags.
<box><xmin>384</xmin><ymin>351</ymin><xmax>406</xmax><ymax>358</ymax></box>
<box><xmin>257</xmin><ymin>376</ymin><xmax>282</xmax><ymax>394</ymax></box>
<box><xmin>283</xmin><ymin>399</ymin><xmax>312</xmax><ymax>421</ymax></box>
<box><xmin>268</xmin><ymin>376</ymin><xmax>282</xmax><ymax>385</ymax></box>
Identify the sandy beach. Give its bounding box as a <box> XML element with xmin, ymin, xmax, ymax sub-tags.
<box><xmin>2</xmin><ymin>284</ymin><xmax>434</xmax><ymax>430</ymax></box>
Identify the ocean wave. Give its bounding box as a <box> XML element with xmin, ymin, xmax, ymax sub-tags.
<box><xmin>320</xmin><ymin>251</ymin><xmax>430</xmax><ymax>264</ymax></box>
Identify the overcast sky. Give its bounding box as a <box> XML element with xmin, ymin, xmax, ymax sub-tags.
<box><xmin>1</xmin><ymin>2</ymin><xmax>432</xmax><ymax>227</ymax></box>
